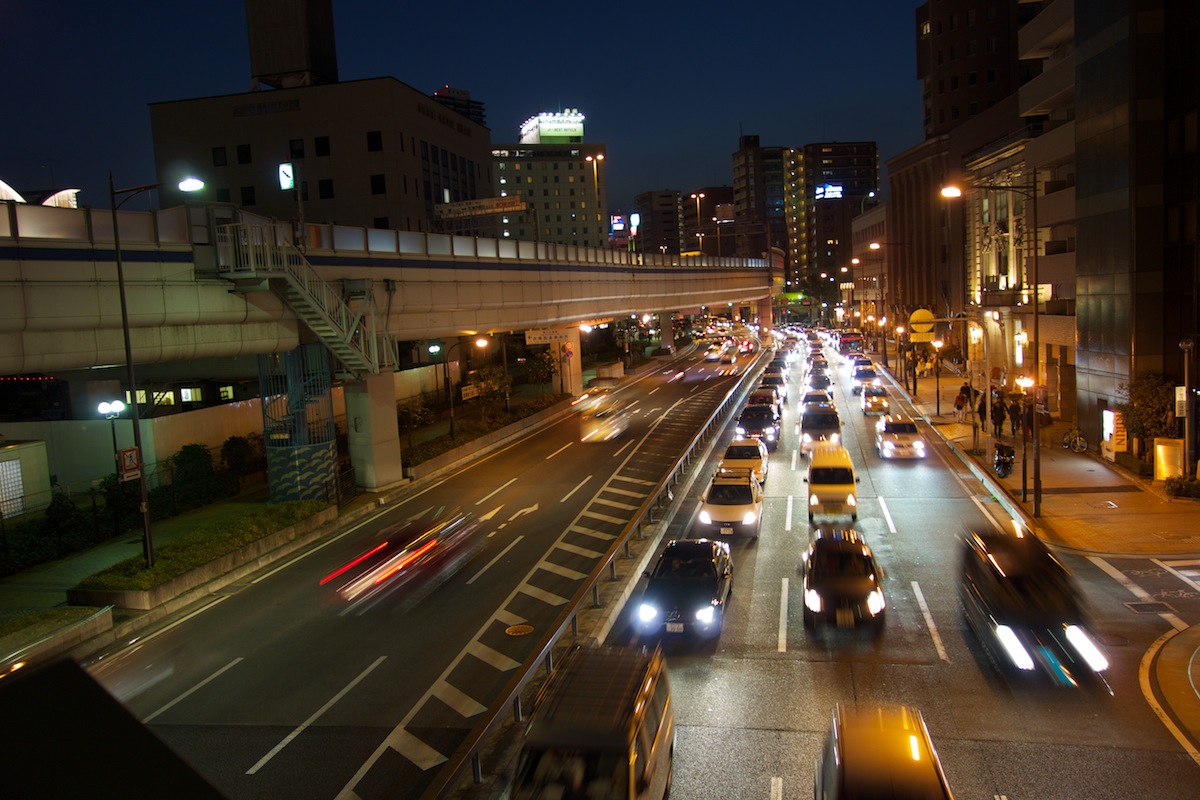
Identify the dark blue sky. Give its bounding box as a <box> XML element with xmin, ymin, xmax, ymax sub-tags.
<box><xmin>4</xmin><ymin>0</ymin><xmax>924</xmax><ymax>212</ymax></box>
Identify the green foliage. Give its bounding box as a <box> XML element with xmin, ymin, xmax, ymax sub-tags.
<box><xmin>470</xmin><ymin>364</ymin><xmax>513</xmax><ymax>425</ymax></box>
<box><xmin>75</xmin><ymin>499</ymin><xmax>329</xmax><ymax>591</ymax></box>
<box><xmin>1115</xmin><ymin>451</ymin><xmax>1154</xmax><ymax>477</ymax></box>
<box><xmin>1116</xmin><ymin>373</ymin><xmax>1178</xmax><ymax>461</ymax></box>
<box><xmin>397</xmin><ymin>396</ymin><xmax>434</xmax><ymax>450</ymax></box>
<box><xmin>524</xmin><ymin>350</ymin><xmax>559</xmax><ymax>393</ymax></box>
<box><xmin>221</xmin><ymin>435</ymin><xmax>262</xmax><ymax>476</ymax></box>
<box><xmin>1164</xmin><ymin>475</ymin><xmax>1200</xmax><ymax>498</ymax></box>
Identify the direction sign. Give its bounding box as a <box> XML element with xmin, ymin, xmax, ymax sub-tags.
<box><xmin>909</xmin><ymin>308</ymin><xmax>936</xmax><ymax>333</ymax></box>
<box><xmin>525</xmin><ymin>328</ymin><xmax>569</xmax><ymax>344</ymax></box>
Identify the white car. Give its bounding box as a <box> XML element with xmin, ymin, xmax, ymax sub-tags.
<box><xmin>876</xmin><ymin>415</ymin><xmax>926</xmax><ymax>459</ymax></box>
<box><xmin>696</xmin><ymin>468</ymin><xmax>763</xmax><ymax>538</ymax></box>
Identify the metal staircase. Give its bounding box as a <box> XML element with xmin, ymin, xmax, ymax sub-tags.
<box><xmin>216</xmin><ymin>223</ymin><xmax>396</xmax><ymax>377</ymax></box>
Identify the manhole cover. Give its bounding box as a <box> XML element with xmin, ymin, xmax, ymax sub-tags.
<box><xmin>505</xmin><ymin>624</ymin><xmax>535</xmax><ymax>636</ymax></box>
<box><xmin>1124</xmin><ymin>601</ymin><xmax>1175</xmax><ymax>615</ymax></box>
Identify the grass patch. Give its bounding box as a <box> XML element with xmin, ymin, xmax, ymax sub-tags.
<box><xmin>75</xmin><ymin>500</ymin><xmax>329</xmax><ymax>592</ymax></box>
<box><xmin>0</xmin><ymin>606</ymin><xmax>102</xmax><ymax>641</ymax></box>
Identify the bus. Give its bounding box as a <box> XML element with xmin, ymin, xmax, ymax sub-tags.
<box><xmin>837</xmin><ymin>330</ymin><xmax>866</xmax><ymax>360</ymax></box>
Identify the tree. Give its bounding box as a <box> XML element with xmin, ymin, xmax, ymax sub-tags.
<box><xmin>1116</xmin><ymin>373</ymin><xmax>1177</xmax><ymax>459</ymax></box>
<box><xmin>397</xmin><ymin>396</ymin><xmax>433</xmax><ymax>451</ymax></box>
<box><xmin>470</xmin><ymin>364</ymin><xmax>513</xmax><ymax>425</ymax></box>
<box><xmin>525</xmin><ymin>349</ymin><xmax>559</xmax><ymax>394</ymax></box>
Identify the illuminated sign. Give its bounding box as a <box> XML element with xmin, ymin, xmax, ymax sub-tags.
<box><xmin>278</xmin><ymin>162</ymin><xmax>295</xmax><ymax>191</ymax></box>
<box><xmin>519</xmin><ymin>109</ymin><xmax>586</xmax><ymax>143</ymax></box>
<box><xmin>434</xmin><ymin>196</ymin><xmax>527</xmax><ymax>220</ymax></box>
<box><xmin>814</xmin><ymin>184</ymin><xmax>844</xmax><ymax>200</ymax></box>
<box><xmin>610</xmin><ymin>214</ymin><xmax>626</xmax><ymax>231</ymax></box>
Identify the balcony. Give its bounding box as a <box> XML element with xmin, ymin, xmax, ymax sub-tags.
<box><xmin>1020</xmin><ymin>55</ymin><xmax>1075</xmax><ymax>117</ymax></box>
<box><xmin>1018</xmin><ymin>0</ymin><xmax>1074</xmax><ymax>60</ymax></box>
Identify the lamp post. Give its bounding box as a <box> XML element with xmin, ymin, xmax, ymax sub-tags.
<box><xmin>586</xmin><ymin>154</ymin><xmax>604</xmax><ymax>237</ymax></box>
<box><xmin>429</xmin><ymin>336</ymin><xmax>488</xmax><ymax>439</ymax></box>
<box><xmin>690</xmin><ymin>192</ymin><xmax>705</xmax><ymax>251</ymax></box>
<box><xmin>98</xmin><ymin>400</ymin><xmax>126</xmax><ymax>472</ymax></box>
<box><xmin>110</xmin><ymin>173</ymin><xmax>203</xmax><ymax>568</ymax></box>
<box><xmin>1016</xmin><ymin>375</ymin><xmax>1034</xmax><ymax>502</ymax></box>
<box><xmin>932</xmin><ymin>339</ymin><xmax>944</xmax><ymax>416</ymax></box>
<box><xmin>943</xmin><ymin>174</ymin><xmax>1040</xmax><ymax>516</ymax></box>
<box><xmin>1183</xmin><ymin>338</ymin><xmax>1195</xmax><ymax>478</ymax></box>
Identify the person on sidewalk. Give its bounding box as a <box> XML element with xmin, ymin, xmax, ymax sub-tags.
<box><xmin>953</xmin><ymin>391</ymin><xmax>967</xmax><ymax>422</ymax></box>
<box><xmin>991</xmin><ymin>398</ymin><xmax>1007</xmax><ymax>437</ymax></box>
<box><xmin>1009</xmin><ymin>397</ymin><xmax>1022</xmax><ymax>436</ymax></box>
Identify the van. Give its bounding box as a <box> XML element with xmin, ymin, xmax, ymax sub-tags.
<box><xmin>815</xmin><ymin>704</ymin><xmax>954</xmax><ymax>799</ymax></box>
<box><xmin>806</xmin><ymin>444</ymin><xmax>858</xmax><ymax>522</ymax></box>
<box><xmin>508</xmin><ymin>645</ymin><xmax>675</xmax><ymax>799</ymax></box>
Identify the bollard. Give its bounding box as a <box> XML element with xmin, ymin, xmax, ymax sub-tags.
<box><xmin>513</xmin><ymin>695</ymin><xmax>523</xmax><ymax>723</ymax></box>
<box><xmin>472</xmin><ymin>753</ymin><xmax>482</xmax><ymax>783</ymax></box>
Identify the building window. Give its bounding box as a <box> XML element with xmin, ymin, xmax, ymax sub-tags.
<box><xmin>216</xmin><ymin>188</ymin><xmax>231</xmax><ymax>203</ymax></box>
<box><xmin>240</xmin><ymin>186</ymin><xmax>256</xmax><ymax>206</ymax></box>
<box><xmin>289</xmin><ymin>139</ymin><xmax>304</xmax><ymax>159</ymax></box>
<box><xmin>370</xmin><ymin>174</ymin><xmax>386</xmax><ymax>194</ymax></box>
<box><xmin>212</xmin><ymin>146</ymin><xmax>227</xmax><ymax>167</ymax></box>
<box><xmin>315</xmin><ymin>136</ymin><xmax>331</xmax><ymax>157</ymax></box>
<box><xmin>318</xmin><ymin>178</ymin><xmax>334</xmax><ymax>199</ymax></box>
<box><xmin>181</xmin><ymin>387</ymin><xmax>202</xmax><ymax>402</ymax></box>
<box><xmin>219</xmin><ymin>385</ymin><xmax>234</xmax><ymax>400</ymax></box>
<box><xmin>236</xmin><ymin>144</ymin><xmax>252</xmax><ymax>164</ymax></box>
<box><xmin>153</xmin><ymin>390</ymin><xmax>175</xmax><ymax>406</ymax></box>
<box><xmin>367</xmin><ymin>130</ymin><xmax>383</xmax><ymax>152</ymax></box>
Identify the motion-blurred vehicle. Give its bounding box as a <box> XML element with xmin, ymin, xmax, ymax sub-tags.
<box><xmin>719</xmin><ymin>437</ymin><xmax>770</xmax><ymax>484</ymax></box>
<box><xmin>797</xmin><ymin>404</ymin><xmax>841</xmax><ymax>456</ymax></box>
<box><xmin>860</xmin><ymin>384</ymin><xmax>889</xmax><ymax>415</ymax></box>
<box><xmin>579</xmin><ymin>397</ymin><xmax>631</xmax><ymax>442</ymax></box>
<box><xmin>801</xmin><ymin>528</ymin><xmax>885</xmax><ymax>632</ymax></box>
<box><xmin>704</xmin><ymin>345</ymin><xmax>723</xmax><ymax>362</ymax></box>
<box><xmin>959</xmin><ymin>529</ymin><xmax>1110</xmax><ymax>689</ymax></box>
<box><xmin>719</xmin><ymin>347</ymin><xmax>737</xmax><ymax>364</ymax></box>
<box><xmin>815</xmin><ymin>704</ymin><xmax>954</xmax><ymax>799</ymax></box>
<box><xmin>635</xmin><ymin>538</ymin><xmax>733</xmax><ymax>638</ymax></box>
<box><xmin>696</xmin><ymin>468</ymin><xmax>763</xmax><ymax>538</ymax></box>
<box><xmin>736</xmin><ymin>404</ymin><xmax>781</xmax><ymax>450</ymax></box>
<box><xmin>875</xmin><ymin>415</ymin><xmax>926</xmax><ymax>459</ymax></box>
<box><xmin>322</xmin><ymin>510</ymin><xmax>484</xmax><ymax>610</ymax></box>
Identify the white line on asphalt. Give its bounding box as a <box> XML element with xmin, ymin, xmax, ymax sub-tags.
<box><xmin>475</xmin><ymin>477</ymin><xmax>517</xmax><ymax>505</ymax></box>
<box><xmin>1140</xmin><ymin>629</ymin><xmax>1200</xmax><ymax>767</ymax></box>
<box><xmin>144</xmin><ymin>657</ymin><xmax>244</xmax><ymax>723</ymax></box>
<box><xmin>778</xmin><ymin>578</ymin><xmax>789</xmax><ymax>653</ymax></box>
<box><xmin>969</xmin><ymin>494</ymin><xmax>1009</xmax><ymax>533</ymax></box>
<box><xmin>248</xmin><ymin>655</ymin><xmax>387</xmax><ymax>774</ymax></box>
<box><xmin>466</xmin><ymin>536</ymin><xmax>524</xmax><ymax>585</ymax></box>
<box><xmin>1154</xmin><ymin>558</ymin><xmax>1200</xmax><ymax>595</ymax></box>
<box><xmin>545</xmin><ymin>442</ymin><xmax>572</xmax><ymax>460</ymax></box>
<box><xmin>648</xmin><ymin>387</ymin><xmax>660</xmax><ymax>395</ymax></box>
<box><xmin>1088</xmin><ymin>557</ymin><xmax>1189</xmax><ymax>631</ymax></box>
<box><xmin>771</xmin><ymin>776</ymin><xmax>783</xmax><ymax>800</ymax></box>
<box><xmin>561</xmin><ymin>475</ymin><xmax>593</xmax><ymax>503</ymax></box>
<box><xmin>791</xmin><ymin>448</ymin><xmax>798</xmax><ymax>471</ymax></box>
<box><xmin>911</xmin><ymin>581</ymin><xmax>950</xmax><ymax>662</ymax></box>
<box><xmin>879</xmin><ymin>497</ymin><xmax>897</xmax><ymax>534</ymax></box>
<box><xmin>125</xmin><ymin>595</ymin><xmax>231</xmax><ymax>645</ymax></box>
<box><xmin>614</xmin><ymin>439</ymin><xmax>635</xmax><ymax>458</ymax></box>
<box><xmin>785</xmin><ymin>495</ymin><xmax>794</xmax><ymax>532</ymax></box>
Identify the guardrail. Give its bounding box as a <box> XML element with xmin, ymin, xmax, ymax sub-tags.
<box><xmin>419</xmin><ymin>353</ymin><xmax>765</xmax><ymax>798</ymax></box>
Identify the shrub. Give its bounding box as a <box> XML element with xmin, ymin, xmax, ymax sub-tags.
<box><xmin>1164</xmin><ymin>475</ymin><xmax>1200</xmax><ymax>498</ymax></box>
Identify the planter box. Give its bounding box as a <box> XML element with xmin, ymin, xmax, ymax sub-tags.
<box><xmin>66</xmin><ymin>507</ymin><xmax>338</xmax><ymax>611</ymax></box>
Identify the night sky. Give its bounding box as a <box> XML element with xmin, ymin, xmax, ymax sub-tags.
<box><xmin>4</xmin><ymin>0</ymin><xmax>923</xmax><ymax>212</ymax></box>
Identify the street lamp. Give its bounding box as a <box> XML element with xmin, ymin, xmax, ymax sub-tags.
<box><xmin>1016</xmin><ymin>375</ymin><xmax>1034</xmax><ymax>502</ymax></box>
<box><xmin>932</xmin><ymin>339</ymin><xmax>944</xmax><ymax>416</ymax></box>
<box><xmin>428</xmin><ymin>336</ymin><xmax>489</xmax><ymax>439</ymax></box>
<box><xmin>690</xmin><ymin>192</ymin><xmax>705</xmax><ymax>251</ymax></box>
<box><xmin>1183</xmin><ymin>338</ymin><xmax>1195</xmax><ymax>478</ymax></box>
<box><xmin>943</xmin><ymin>173</ymin><xmax>1040</xmax><ymax>516</ymax></box>
<box><xmin>110</xmin><ymin>173</ymin><xmax>204</xmax><ymax>568</ymax></box>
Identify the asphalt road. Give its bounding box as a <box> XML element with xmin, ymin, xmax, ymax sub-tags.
<box><xmin>82</xmin><ymin>336</ymin><xmax>1200</xmax><ymax>799</ymax></box>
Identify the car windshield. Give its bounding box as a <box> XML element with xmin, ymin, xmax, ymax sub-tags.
<box><xmin>854</xmin><ymin>369</ymin><xmax>877</xmax><ymax>380</ymax></box>
<box><xmin>803</xmin><ymin>413</ymin><xmax>839</xmax><ymax>429</ymax></box>
<box><xmin>725</xmin><ymin>446</ymin><xmax>761</xmax><ymax>460</ymax></box>
<box><xmin>810</xmin><ymin>467</ymin><xmax>854</xmax><ymax>484</ymax></box>
<box><xmin>741</xmin><ymin>407</ymin><xmax>776</xmax><ymax>423</ymax></box>
<box><xmin>864</xmin><ymin>387</ymin><xmax>887</xmax><ymax>397</ymax></box>
<box><xmin>761</xmin><ymin>376</ymin><xmax>784</xmax><ymax>385</ymax></box>
<box><xmin>707</xmin><ymin>484</ymin><xmax>754</xmax><ymax>504</ymax></box>
<box><xmin>810</xmin><ymin>549</ymin><xmax>875</xmax><ymax>578</ymax></box>
<box><xmin>654</xmin><ymin>555</ymin><xmax>715</xmax><ymax>580</ymax></box>
<box><xmin>885</xmin><ymin>423</ymin><xmax>919</xmax><ymax>434</ymax></box>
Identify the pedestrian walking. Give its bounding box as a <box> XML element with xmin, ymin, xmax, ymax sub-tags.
<box><xmin>1009</xmin><ymin>397</ymin><xmax>1022</xmax><ymax>436</ymax></box>
<box><xmin>953</xmin><ymin>391</ymin><xmax>966</xmax><ymax>422</ymax></box>
<box><xmin>991</xmin><ymin>399</ymin><xmax>1007</xmax><ymax>437</ymax></box>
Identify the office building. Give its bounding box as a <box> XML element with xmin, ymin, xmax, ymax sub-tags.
<box><xmin>634</xmin><ymin>191</ymin><xmax>684</xmax><ymax>255</ymax></box>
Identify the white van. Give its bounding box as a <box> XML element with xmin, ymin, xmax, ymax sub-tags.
<box><xmin>508</xmin><ymin>645</ymin><xmax>674</xmax><ymax>799</ymax></box>
<box><xmin>806</xmin><ymin>444</ymin><xmax>859</xmax><ymax>522</ymax></box>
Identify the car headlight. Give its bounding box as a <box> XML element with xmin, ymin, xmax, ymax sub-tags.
<box><xmin>742</xmin><ymin>511</ymin><xmax>757</xmax><ymax>525</ymax></box>
<box><xmin>809</xmin><ymin>494</ymin><xmax>820</xmax><ymax>506</ymax></box>
<box><xmin>695</xmin><ymin>606</ymin><xmax>716</xmax><ymax>624</ymax></box>
<box><xmin>995</xmin><ymin>624</ymin><xmax>1036</xmax><ymax>670</ymax></box>
<box><xmin>804</xmin><ymin>588</ymin><xmax>823</xmax><ymax>613</ymax></box>
<box><xmin>766</xmin><ymin>431</ymin><xmax>776</xmax><ymax>441</ymax></box>
<box><xmin>866</xmin><ymin>590</ymin><xmax>886</xmax><ymax>616</ymax></box>
<box><xmin>735</xmin><ymin>426</ymin><xmax>746</xmax><ymax>435</ymax></box>
<box><xmin>883</xmin><ymin>440</ymin><xmax>896</xmax><ymax>451</ymax></box>
<box><xmin>637</xmin><ymin>603</ymin><xmax>659</xmax><ymax>623</ymax></box>
<box><xmin>846</xmin><ymin>494</ymin><xmax>856</xmax><ymax>506</ymax></box>
<box><xmin>1065</xmin><ymin>625</ymin><xmax>1109</xmax><ymax>672</ymax></box>
<box><xmin>802</xmin><ymin>433</ymin><xmax>813</xmax><ymax>443</ymax></box>
<box><xmin>830</xmin><ymin>433</ymin><xmax>840</xmax><ymax>443</ymax></box>
<box><xmin>699</xmin><ymin>509</ymin><xmax>712</xmax><ymax>525</ymax></box>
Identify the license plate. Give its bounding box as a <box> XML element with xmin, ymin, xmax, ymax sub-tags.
<box><xmin>666</xmin><ymin>623</ymin><xmax>684</xmax><ymax>633</ymax></box>
<box><xmin>836</xmin><ymin>608</ymin><xmax>855</xmax><ymax>627</ymax></box>
<box><xmin>720</xmin><ymin>526</ymin><xmax>734</xmax><ymax>535</ymax></box>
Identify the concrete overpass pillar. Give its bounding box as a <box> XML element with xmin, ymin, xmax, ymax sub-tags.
<box><xmin>757</xmin><ymin>297</ymin><xmax>774</xmax><ymax>344</ymax></box>
<box><xmin>657</xmin><ymin>311</ymin><xmax>676</xmax><ymax>354</ymax></box>
<box><xmin>344</xmin><ymin>369</ymin><xmax>405</xmax><ymax>490</ymax></box>
<box><xmin>560</xmin><ymin>326</ymin><xmax>583</xmax><ymax>396</ymax></box>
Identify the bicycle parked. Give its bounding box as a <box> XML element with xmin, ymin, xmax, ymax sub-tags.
<box><xmin>1062</xmin><ymin>426</ymin><xmax>1088</xmax><ymax>453</ymax></box>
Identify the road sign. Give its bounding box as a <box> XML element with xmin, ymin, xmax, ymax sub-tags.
<box><xmin>460</xmin><ymin>384</ymin><xmax>480</xmax><ymax>400</ymax></box>
<box><xmin>525</xmin><ymin>328</ymin><xmax>569</xmax><ymax>344</ymax></box>
<box><xmin>908</xmin><ymin>331</ymin><xmax>935</xmax><ymax>342</ymax></box>
<box><xmin>909</xmin><ymin>308</ymin><xmax>936</xmax><ymax>333</ymax></box>
<box><xmin>119</xmin><ymin>447</ymin><xmax>142</xmax><ymax>482</ymax></box>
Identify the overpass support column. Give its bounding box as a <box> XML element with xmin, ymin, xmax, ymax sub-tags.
<box><xmin>657</xmin><ymin>311</ymin><xmax>676</xmax><ymax>354</ymax></box>
<box><xmin>344</xmin><ymin>369</ymin><xmax>404</xmax><ymax>491</ymax></box>
<box><xmin>560</xmin><ymin>326</ymin><xmax>583</xmax><ymax>396</ymax></box>
<box><xmin>757</xmin><ymin>297</ymin><xmax>774</xmax><ymax>342</ymax></box>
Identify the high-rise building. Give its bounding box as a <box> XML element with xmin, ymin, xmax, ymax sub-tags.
<box><xmin>432</xmin><ymin>86</ymin><xmax>487</xmax><ymax>127</ymax></box>
<box><xmin>634</xmin><ymin>191</ymin><xmax>684</xmax><ymax>255</ymax></box>
<box><xmin>491</xmin><ymin>111</ymin><xmax>608</xmax><ymax>248</ymax></box>
<box><xmin>732</xmin><ymin>135</ymin><xmax>788</xmax><ymax>262</ymax></box>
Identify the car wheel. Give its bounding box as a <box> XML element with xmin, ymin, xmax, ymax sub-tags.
<box><xmin>803</xmin><ymin>608</ymin><xmax>816</xmax><ymax>630</ymax></box>
<box><xmin>808</xmin><ymin>510</ymin><xmax>815</xmax><ymax>522</ymax></box>
<box><xmin>872</xmin><ymin>613</ymin><xmax>886</xmax><ymax>638</ymax></box>
<box><xmin>851</xmin><ymin>512</ymin><xmax>858</xmax><ymax>521</ymax></box>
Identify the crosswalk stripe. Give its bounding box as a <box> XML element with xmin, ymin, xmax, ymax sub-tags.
<box><xmin>468</xmin><ymin>640</ymin><xmax>521</xmax><ymax>671</ymax></box>
<box><xmin>433</xmin><ymin>680</ymin><xmax>486</xmax><ymax>717</ymax></box>
<box><xmin>558</xmin><ymin>542</ymin><xmax>604</xmax><ymax>558</ymax></box>
<box><xmin>539</xmin><ymin>560</ymin><xmax>587</xmax><ymax>580</ymax></box>
<box><xmin>519</xmin><ymin>584</ymin><xmax>568</xmax><ymax>606</ymax></box>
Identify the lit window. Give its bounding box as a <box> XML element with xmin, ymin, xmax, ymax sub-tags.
<box><xmin>219</xmin><ymin>385</ymin><xmax>234</xmax><ymax>400</ymax></box>
<box><xmin>181</xmin><ymin>387</ymin><xmax>203</xmax><ymax>402</ymax></box>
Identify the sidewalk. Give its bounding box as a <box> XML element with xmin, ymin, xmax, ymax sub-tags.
<box><xmin>876</xmin><ymin>352</ymin><xmax>1200</xmax><ymax>759</ymax></box>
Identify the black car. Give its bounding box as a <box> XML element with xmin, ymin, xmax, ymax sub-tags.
<box><xmin>736</xmin><ymin>404</ymin><xmax>781</xmax><ymax>450</ymax></box>
<box><xmin>806</xmin><ymin>371</ymin><xmax>834</xmax><ymax>391</ymax></box>
<box><xmin>635</xmin><ymin>539</ymin><xmax>733</xmax><ymax>638</ymax></box>
<box><xmin>802</xmin><ymin>529</ymin><xmax>886</xmax><ymax>633</ymax></box>
<box><xmin>959</xmin><ymin>529</ymin><xmax>1110</xmax><ymax>689</ymax></box>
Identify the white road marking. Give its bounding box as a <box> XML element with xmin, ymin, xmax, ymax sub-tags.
<box><xmin>1141</xmin><ymin>629</ymin><xmax>1200</xmax><ymax>767</ymax></box>
<box><xmin>466</xmin><ymin>536</ymin><xmax>524</xmax><ymax>585</ymax></box>
<box><xmin>878</xmin><ymin>497</ymin><xmax>897</xmax><ymax>534</ymax></box>
<box><xmin>791</xmin><ymin>448</ymin><xmax>798</xmax><ymax>471</ymax></box>
<box><xmin>1154</xmin><ymin>558</ymin><xmax>1200</xmax><ymax>594</ymax></box>
<box><xmin>561</xmin><ymin>475</ymin><xmax>593</xmax><ymax>503</ymax></box>
<box><xmin>911</xmin><ymin>581</ymin><xmax>950</xmax><ymax>662</ymax></box>
<box><xmin>539</xmin><ymin>559</ymin><xmax>587</xmax><ymax>581</ymax></box>
<box><xmin>144</xmin><ymin>657</ymin><xmax>243</xmax><ymax>723</ymax></box>
<box><xmin>614</xmin><ymin>440</ymin><xmax>635</xmax><ymax>458</ymax></box>
<box><xmin>969</xmin><ymin>494</ymin><xmax>1009</xmax><ymax>533</ymax></box>
<box><xmin>475</xmin><ymin>477</ymin><xmax>517</xmax><ymax>505</ymax></box>
<box><xmin>432</xmin><ymin>679</ymin><xmax>486</xmax><ymax>717</ymax></box>
<box><xmin>558</xmin><ymin>542</ymin><xmax>604</xmax><ymax>558</ymax></box>
<box><xmin>1088</xmin><ymin>557</ymin><xmax>1188</xmax><ymax>631</ymax></box>
<box><xmin>778</xmin><ymin>578</ymin><xmax>789</xmax><ymax>653</ymax></box>
<box><xmin>467</xmin><ymin>640</ymin><xmax>521</xmax><ymax>672</ymax></box>
<box><xmin>248</xmin><ymin>656</ymin><xmax>387</xmax><ymax>774</ymax></box>
<box><xmin>785</xmin><ymin>495</ymin><xmax>794</xmax><ymax>531</ymax></box>
<box><xmin>771</xmin><ymin>776</ymin><xmax>783</xmax><ymax>799</ymax></box>
<box><xmin>519</xmin><ymin>584</ymin><xmax>568</xmax><ymax>606</ymax></box>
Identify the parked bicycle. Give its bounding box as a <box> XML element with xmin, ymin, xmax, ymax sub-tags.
<box><xmin>1062</xmin><ymin>426</ymin><xmax>1088</xmax><ymax>453</ymax></box>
